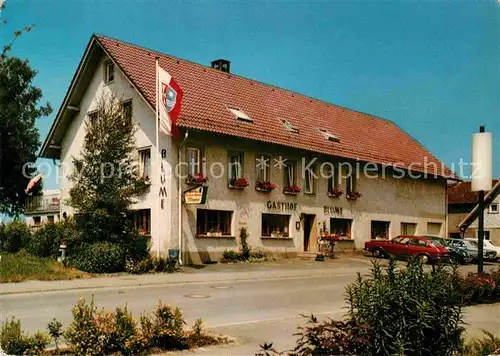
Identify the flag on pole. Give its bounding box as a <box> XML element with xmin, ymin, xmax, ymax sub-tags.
<box><xmin>157</xmin><ymin>66</ymin><xmax>183</xmax><ymax>135</ymax></box>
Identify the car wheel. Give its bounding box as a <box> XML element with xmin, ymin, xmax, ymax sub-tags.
<box><xmin>464</xmin><ymin>254</ymin><xmax>474</xmax><ymax>264</ymax></box>
<box><xmin>418</xmin><ymin>254</ymin><xmax>430</xmax><ymax>265</ymax></box>
<box><xmin>449</xmin><ymin>254</ymin><xmax>458</xmax><ymax>264</ymax></box>
<box><xmin>373</xmin><ymin>248</ymin><xmax>384</xmax><ymax>258</ymax></box>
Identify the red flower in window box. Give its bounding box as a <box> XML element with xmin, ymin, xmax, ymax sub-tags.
<box><xmin>229</xmin><ymin>177</ymin><xmax>249</xmax><ymax>188</ymax></box>
<box><xmin>187</xmin><ymin>173</ymin><xmax>208</xmax><ymax>184</ymax></box>
<box><xmin>256</xmin><ymin>181</ymin><xmax>277</xmax><ymax>192</ymax></box>
<box><xmin>347</xmin><ymin>191</ymin><xmax>362</xmax><ymax>200</ymax></box>
<box><xmin>283</xmin><ymin>185</ymin><xmax>301</xmax><ymax>195</ymax></box>
<box><xmin>328</xmin><ymin>188</ymin><xmax>344</xmax><ymax>198</ymax></box>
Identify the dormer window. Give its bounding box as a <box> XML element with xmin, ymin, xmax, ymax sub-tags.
<box><xmin>281</xmin><ymin>119</ymin><xmax>299</xmax><ymax>133</ymax></box>
<box><xmin>228</xmin><ymin>107</ymin><xmax>253</xmax><ymax>123</ymax></box>
<box><xmin>318</xmin><ymin>128</ymin><xmax>340</xmax><ymax>142</ymax></box>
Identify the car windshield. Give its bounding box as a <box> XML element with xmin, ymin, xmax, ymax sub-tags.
<box><xmin>424</xmin><ymin>236</ymin><xmax>445</xmax><ymax>246</ymax></box>
<box><xmin>468</xmin><ymin>240</ymin><xmax>478</xmax><ymax>247</ymax></box>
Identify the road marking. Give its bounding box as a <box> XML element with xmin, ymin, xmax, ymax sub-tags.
<box><xmin>208</xmin><ymin>309</ymin><xmax>345</xmax><ymax>328</ymax></box>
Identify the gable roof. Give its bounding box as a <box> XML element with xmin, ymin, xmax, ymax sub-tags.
<box><xmin>41</xmin><ymin>34</ymin><xmax>456</xmax><ymax>180</ymax></box>
<box><xmin>448</xmin><ymin>180</ymin><xmax>500</xmax><ymax>205</ymax></box>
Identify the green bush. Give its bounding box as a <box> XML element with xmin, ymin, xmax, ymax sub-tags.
<box><xmin>27</xmin><ymin>220</ymin><xmax>73</xmax><ymax>258</ymax></box>
<box><xmin>221</xmin><ymin>250</ymin><xmax>240</xmax><ymax>262</ymax></box>
<box><xmin>69</xmin><ymin>242</ymin><xmax>125</xmax><ymax>273</ymax></box>
<box><xmin>0</xmin><ymin>317</ymin><xmax>50</xmax><ymax>355</ymax></box>
<box><xmin>0</xmin><ymin>220</ymin><xmax>31</xmax><ymax>253</ymax></box>
<box><xmin>125</xmin><ymin>256</ymin><xmax>179</xmax><ymax>274</ymax></box>
<box><xmin>152</xmin><ymin>301</ymin><xmax>187</xmax><ymax>350</ymax></box>
<box><xmin>260</xmin><ymin>258</ymin><xmax>465</xmax><ymax>356</ymax></box>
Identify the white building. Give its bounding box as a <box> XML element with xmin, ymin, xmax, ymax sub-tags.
<box><xmin>40</xmin><ymin>35</ymin><xmax>456</xmax><ymax>264</ymax></box>
<box><xmin>25</xmin><ymin>190</ymin><xmax>61</xmax><ymax>228</ymax></box>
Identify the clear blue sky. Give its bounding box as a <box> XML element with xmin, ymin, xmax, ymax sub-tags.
<box><xmin>3</xmin><ymin>0</ymin><xmax>499</xmax><ymax>190</ymax></box>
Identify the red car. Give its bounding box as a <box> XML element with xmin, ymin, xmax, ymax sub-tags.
<box><xmin>364</xmin><ymin>235</ymin><xmax>449</xmax><ymax>264</ymax></box>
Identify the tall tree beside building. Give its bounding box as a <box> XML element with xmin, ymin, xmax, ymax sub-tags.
<box><xmin>68</xmin><ymin>94</ymin><xmax>149</xmax><ymax>252</ymax></box>
<box><xmin>0</xmin><ymin>4</ymin><xmax>52</xmax><ymax>215</ymax></box>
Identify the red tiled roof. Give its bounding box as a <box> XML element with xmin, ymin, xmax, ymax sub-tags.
<box><xmin>448</xmin><ymin>180</ymin><xmax>499</xmax><ymax>204</ymax></box>
<box><xmin>95</xmin><ymin>35</ymin><xmax>455</xmax><ymax>179</ymax></box>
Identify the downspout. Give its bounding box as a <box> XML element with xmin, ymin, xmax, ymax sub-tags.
<box><xmin>178</xmin><ymin>130</ymin><xmax>189</xmax><ymax>265</ymax></box>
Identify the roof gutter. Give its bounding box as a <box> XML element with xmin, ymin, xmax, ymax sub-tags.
<box><xmin>459</xmin><ymin>180</ymin><xmax>500</xmax><ymax>233</ymax></box>
<box><xmin>178</xmin><ymin>130</ymin><xmax>189</xmax><ymax>265</ymax></box>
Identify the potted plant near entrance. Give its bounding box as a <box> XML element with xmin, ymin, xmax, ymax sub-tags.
<box><xmin>229</xmin><ymin>177</ymin><xmax>249</xmax><ymax>189</ymax></box>
<box><xmin>256</xmin><ymin>181</ymin><xmax>277</xmax><ymax>193</ymax></box>
<box><xmin>283</xmin><ymin>185</ymin><xmax>301</xmax><ymax>195</ymax></box>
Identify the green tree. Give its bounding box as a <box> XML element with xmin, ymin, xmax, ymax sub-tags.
<box><xmin>0</xmin><ymin>4</ymin><xmax>51</xmax><ymax>215</ymax></box>
<box><xmin>68</xmin><ymin>94</ymin><xmax>149</xmax><ymax>259</ymax></box>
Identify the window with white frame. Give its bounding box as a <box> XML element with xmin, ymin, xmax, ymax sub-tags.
<box><xmin>346</xmin><ymin>167</ymin><xmax>357</xmax><ymax>194</ymax></box>
<box><xmin>122</xmin><ymin>100</ymin><xmax>132</xmax><ymax>120</ymax></box>
<box><xmin>138</xmin><ymin>148</ymin><xmax>151</xmax><ymax>180</ymax></box>
<box><xmin>284</xmin><ymin>161</ymin><xmax>296</xmax><ymax>187</ymax></box>
<box><xmin>304</xmin><ymin>165</ymin><xmax>315</xmax><ymax>194</ymax></box>
<box><xmin>133</xmin><ymin>209</ymin><xmax>151</xmax><ymax>235</ymax></box>
<box><xmin>104</xmin><ymin>61</ymin><xmax>115</xmax><ymax>83</ymax></box>
<box><xmin>229</xmin><ymin>152</ymin><xmax>244</xmax><ymax>180</ymax></box>
<box><xmin>256</xmin><ymin>155</ymin><xmax>270</xmax><ymax>182</ymax></box>
<box><xmin>87</xmin><ymin>111</ymin><xmax>98</xmax><ymax>127</ymax></box>
<box><xmin>262</xmin><ymin>214</ymin><xmax>290</xmax><ymax>237</ymax></box>
<box><xmin>197</xmin><ymin>209</ymin><xmax>233</xmax><ymax>235</ymax></box>
<box><xmin>488</xmin><ymin>203</ymin><xmax>499</xmax><ymax>214</ymax></box>
<box><xmin>187</xmin><ymin>147</ymin><xmax>201</xmax><ymax>177</ymax></box>
<box><xmin>327</xmin><ymin>163</ymin><xmax>339</xmax><ymax>191</ymax></box>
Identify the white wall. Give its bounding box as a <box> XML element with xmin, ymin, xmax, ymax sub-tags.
<box><xmin>59</xmin><ymin>55</ymin><xmax>178</xmax><ymax>255</ymax></box>
<box><xmin>180</xmin><ymin>133</ymin><xmax>447</xmax><ymax>263</ymax></box>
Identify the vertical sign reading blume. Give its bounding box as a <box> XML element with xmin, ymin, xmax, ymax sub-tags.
<box><xmin>155</xmin><ymin>60</ymin><xmax>184</xmax><ymax>256</ymax></box>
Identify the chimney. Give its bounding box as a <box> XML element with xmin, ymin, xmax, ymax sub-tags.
<box><xmin>211</xmin><ymin>59</ymin><xmax>231</xmax><ymax>73</ymax></box>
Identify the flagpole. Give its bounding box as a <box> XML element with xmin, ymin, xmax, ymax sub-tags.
<box><xmin>155</xmin><ymin>57</ymin><xmax>160</xmax><ymax>259</ymax></box>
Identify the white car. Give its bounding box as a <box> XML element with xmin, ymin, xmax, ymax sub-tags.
<box><xmin>465</xmin><ymin>238</ymin><xmax>500</xmax><ymax>262</ymax></box>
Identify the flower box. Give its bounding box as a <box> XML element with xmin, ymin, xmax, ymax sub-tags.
<box><xmin>328</xmin><ymin>188</ymin><xmax>344</xmax><ymax>198</ymax></box>
<box><xmin>229</xmin><ymin>177</ymin><xmax>249</xmax><ymax>189</ymax></box>
<box><xmin>283</xmin><ymin>185</ymin><xmax>301</xmax><ymax>195</ymax></box>
<box><xmin>186</xmin><ymin>173</ymin><xmax>208</xmax><ymax>185</ymax></box>
<box><xmin>346</xmin><ymin>191</ymin><xmax>362</xmax><ymax>200</ymax></box>
<box><xmin>256</xmin><ymin>181</ymin><xmax>277</xmax><ymax>193</ymax></box>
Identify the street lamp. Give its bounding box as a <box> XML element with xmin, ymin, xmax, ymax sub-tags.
<box><xmin>471</xmin><ymin>126</ymin><xmax>492</xmax><ymax>273</ymax></box>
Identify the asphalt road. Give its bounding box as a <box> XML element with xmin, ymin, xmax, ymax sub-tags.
<box><xmin>1</xmin><ymin>259</ymin><xmax>499</xmax><ymax>355</ymax></box>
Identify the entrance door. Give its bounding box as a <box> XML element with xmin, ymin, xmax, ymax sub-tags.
<box><xmin>303</xmin><ymin>214</ymin><xmax>315</xmax><ymax>252</ymax></box>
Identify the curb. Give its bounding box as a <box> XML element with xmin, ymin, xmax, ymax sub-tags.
<box><xmin>0</xmin><ymin>270</ymin><xmax>360</xmax><ymax>296</ymax></box>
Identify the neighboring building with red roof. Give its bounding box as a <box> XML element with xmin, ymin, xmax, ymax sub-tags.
<box><xmin>448</xmin><ymin>180</ymin><xmax>500</xmax><ymax>244</ymax></box>
<box><xmin>40</xmin><ymin>35</ymin><xmax>456</xmax><ymax>263</ymax></box>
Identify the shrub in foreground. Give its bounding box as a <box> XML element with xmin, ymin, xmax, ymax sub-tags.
<box><xmin>27</xmin><ymin>219</ymin><xmax>77</xmax><ymax>258</ymax></box>
<box><xmin>63</xmin><ymin>297</ymin><xmax>218</xmax><ymax>355</ymax></box>
<box><xmin>0</xmin><ymin>220</ymin><xmax>31</xmax><ymax>253</ymax></box>
<box><xmin>69</xmin><ymin>242</ymin><xmax>125</xmax><ymax>273</ymax></box>
<box><xmin>0</xmin><ymin>317</ymin><xmax>49</xmax><ymax>355</ymax></box>
<box><xmin>460</xmin><ymin>330</ymin><xmax>500</xmax><ymax>356</ymax></box>
<box><xmin>259</xmin><ymin>258</ymin><xmax>466</xmax><ymax>356</ymax></box>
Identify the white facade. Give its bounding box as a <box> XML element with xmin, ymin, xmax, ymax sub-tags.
<box><xmin>58</xmin><ymin>56</ymin><xmax>179</xmax><ymax>255</ymax></box>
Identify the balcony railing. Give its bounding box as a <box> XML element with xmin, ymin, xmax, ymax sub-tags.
<box><xmin>25</xmin><ymin>195</ymin><xmax>60</xmax><ymax>214</ymax></box>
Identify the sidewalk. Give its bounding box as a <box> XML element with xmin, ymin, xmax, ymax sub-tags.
<box><xmin>0</xmin><ymin>257</ymin><xmax>372</xmax><ymax>295</ymax></box>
